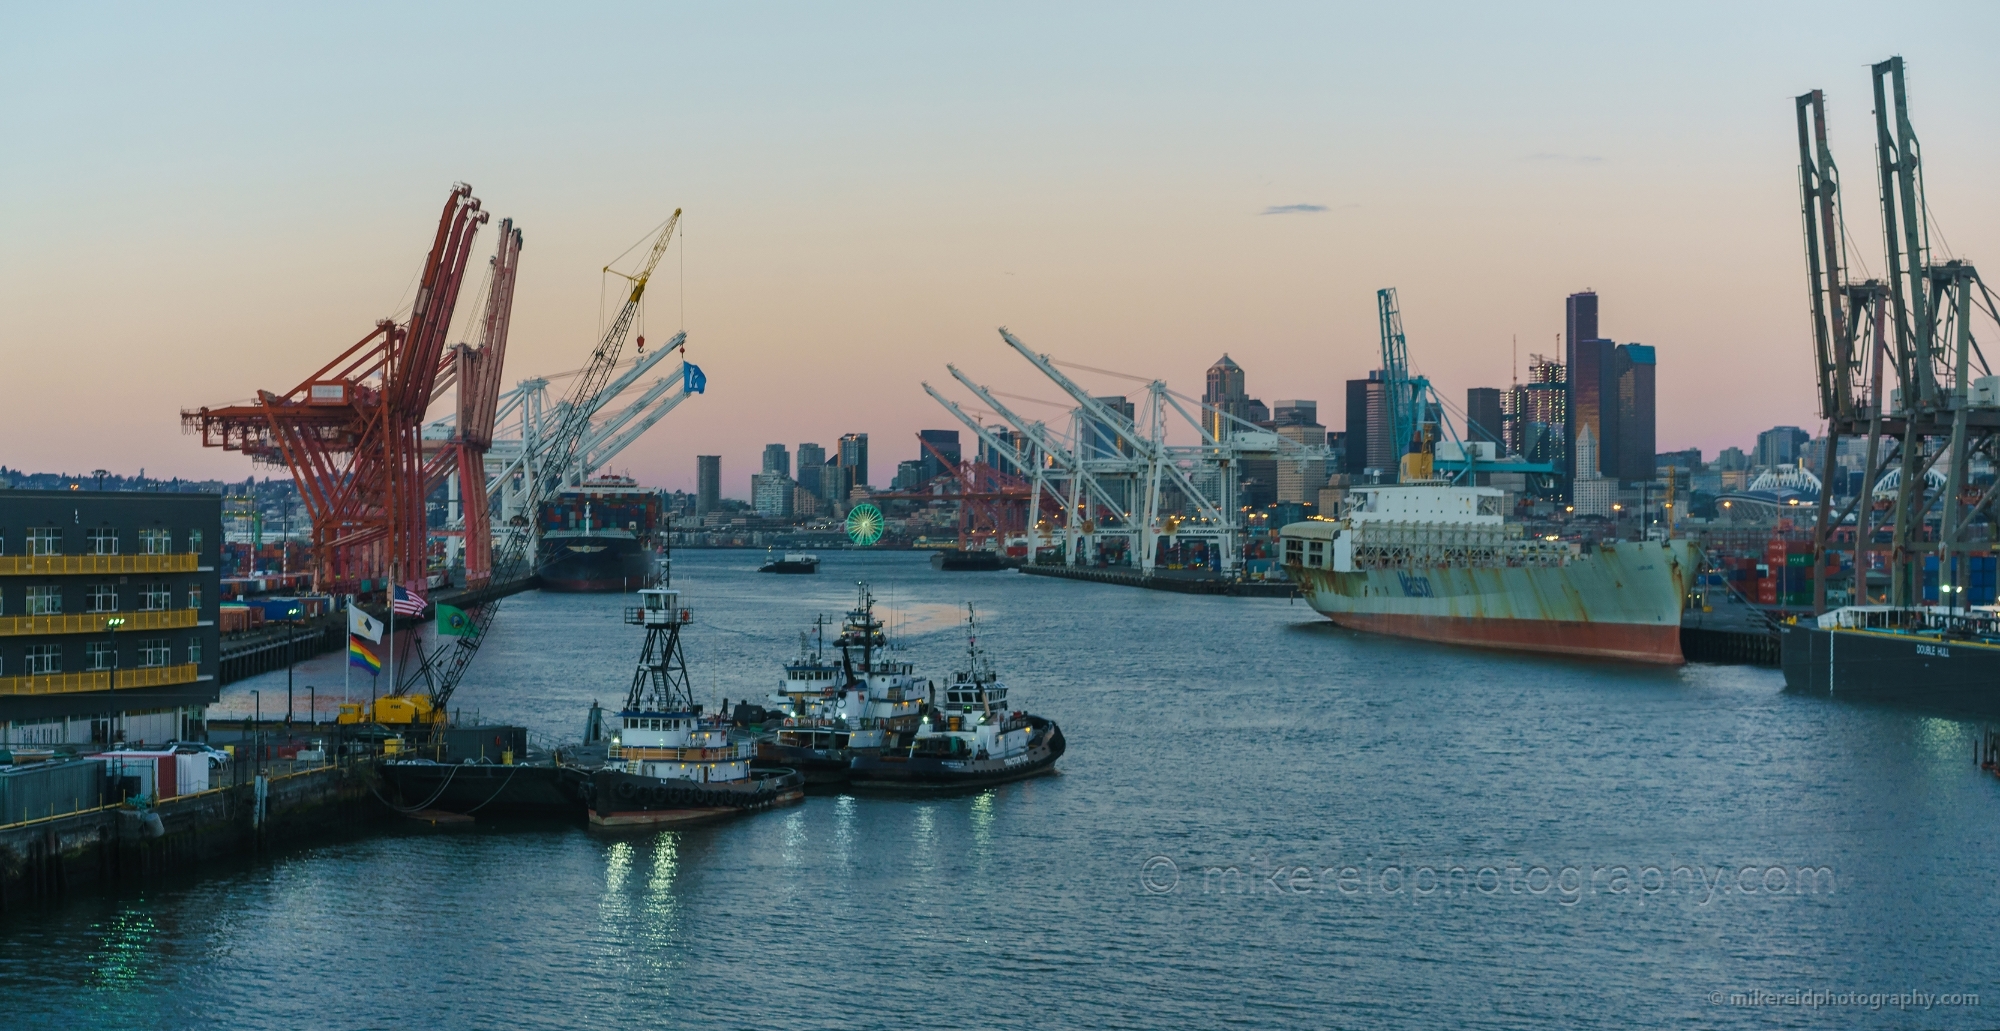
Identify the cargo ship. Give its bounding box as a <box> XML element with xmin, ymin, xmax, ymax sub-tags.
<box><xmin>1779</xmin><ymin>606</ymin><xmax>2000</xmax><ymax>714</ymax></box>
<box><xmin>536</xmin><ymin>473</ymin><xmax>664</xmax><ymax>592</ymax></box>
<box><xmin>1278</xmin><ymin>483</ymin><xmax>1696</xmax><ymax>664</ymax></box>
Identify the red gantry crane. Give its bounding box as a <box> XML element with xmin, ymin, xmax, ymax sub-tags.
<box><xmin>185</xmin><ymin>185</ymin><xmax>491</xmax><ymax>597</ymax></box>
<box><xmin>433</xmin><ymin>217</ymin><xmax>524</xmax><ymax>587</ymax></box>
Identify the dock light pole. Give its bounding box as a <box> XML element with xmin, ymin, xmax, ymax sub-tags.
<box><xmin>251</xmin><ymin>689</ymin><xmax>261</xmax><ymax>774</ymax></box>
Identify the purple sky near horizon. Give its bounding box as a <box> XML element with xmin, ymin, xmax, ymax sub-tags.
<box><xmin>3</xmin><ymin>4</ymin><xmax>1996</xmax><ymax>498</ymax></box>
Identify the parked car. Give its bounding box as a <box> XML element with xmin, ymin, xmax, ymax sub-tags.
<box><xmin>163</xmin><ymin>742</ymin><xmax>232</xmax><ymax>769</ymax></box>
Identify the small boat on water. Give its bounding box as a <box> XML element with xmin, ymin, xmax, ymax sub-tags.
<box><xmin>756</xmin><ymin>586</ymin><xmax>928</xmax><ymax>785</ymax></box>
<box><xmin>585</xmin><ymin>588</ymin><xmax>804</xmax><ymax>828</ymax></box>
<box><xmin>759</xmin><ymin>550</ymin><xmax>820</xmax><ymax>574</ymax></box>
<box><xmin>848</xmin><ymin>604</ymin><xmax>1064</xmax><ymax>792</ymax></box>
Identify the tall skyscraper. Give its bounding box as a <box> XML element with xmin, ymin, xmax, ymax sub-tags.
<box><xmin>1755</xmin><ymin>426</ymin><xmax>1811</xmax><ymax>468</ymax></box>
<box><xmin>1271</xmin><ymin>401</ymin><xmax>1326</xmax><ymax>503</ymax></box>
<box><xmin>761</xmin><ymin>443</ymin><xmax>790</xmax><ymax>478</ymax></box>
<box><xmin>916</xmin><ymin>429</ymin><xmax>960</xmax><ymax>482</ymax></box>
<box><xmin>1204</xmin><ymin>354</ymin><xmax>1251</xmax><ymax>439</ymax></box>
<box><xmin>1465</xmin><ymin>388</ymin><xmax>1504</xmax><ymax>447</ymax></box>
<box><xmin>1082</xmin><ymin>396</ymin><xmax>1135</xmax><ymax>458</ymax></box>
<box><xmin>695</xmin><ymin>455</ymin><xmax>720</xmax><ymax>516</ymax></box>
<box><xmin>1344</xmin><ymin>372</ymin><xmax>1393</xmax><ymax>477</ymax></box>
<box><xmin>1516</xmin><ymin>355</ymin><xmax>1567</xmax><ymax>495</ymax></box>
<box><xmin>978</xmin><ymin>426</ymin><xmax>1028</xmax><ymax>477</ymax></box>
<box><xmin>796</xmin><ymin>443</ymin><xmax>825</xmax><ymax>496</ymax></box>
<box><xmin>837</xmin><ymin>433</ymin><xmax>869</xmax><ymax>489</ymax></box>
<box><xmin>1611</xmin><ymin>344</ymin><xmax>1655</xmax><ymax>480</ymax></box>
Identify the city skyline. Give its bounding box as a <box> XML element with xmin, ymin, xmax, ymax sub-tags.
<box><xmin>5</xmin><ymin>6</ymin><xmax>1997</xmax><ymax>499</ymax></box>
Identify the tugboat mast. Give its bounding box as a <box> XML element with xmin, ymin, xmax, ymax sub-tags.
<box><xmin>625</xmin><ymin>589</ymin><xmax>696</xmax><ymax>712</ymax></box>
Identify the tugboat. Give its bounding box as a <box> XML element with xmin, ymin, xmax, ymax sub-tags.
<box><xmin>585</xmin><ymin>588</ymin><xmax>804</xmax><ymax>827</ymax></box>
<box><xmin>756</xmin><ymin>585</ymin><xmax>929</xmax><ymax>785</ymax></box>
<box><xmin>759</xmin><ymin>549</ymin><xmax>820</xmax><ymax>574</ymax></box>
<box><xmin>848</xmin><ymin>604</ymin><xmax>1064</xmax><ymax>792</ymax></box>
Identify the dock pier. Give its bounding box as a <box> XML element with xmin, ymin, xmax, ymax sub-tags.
<box><xmin>1020</xmin><ymin>564</ymin><xmax>1295</xmax><ymax>598</ymax></box>
<box><xmin>0</xmin><ymin>756</ymin><xmax>380</xmax><ymax>912</ymax></box>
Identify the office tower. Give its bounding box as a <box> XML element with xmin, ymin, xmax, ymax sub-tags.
<box><xmin>795</xmin><ymin>443</ymin><xmax>825</xmax><ymax>497</ymax></box>
<box><xmin>1755</xmin><ymin>427</ymin><xmax>1811</xmax><ymax>468</ymax></box>
<box><xmin>695</xmin><ymin>455</ymin><xmax>720</xmax><ymax>516</ymax></box>
<box><xmin>1270</xmin><ymin>400</ymin><xmax>1317</xmax><ymax>427</ymax></box>
<box><xmin>1611</xmin><ymin>344</ymin><xmax>1655</xmax><ymax>480</ymax></box>
<box><xmin>761</xmin><ymin>443</ymin><xmax>790</xmax><ymax>478</ymax></box>
<box><xmin>751</xmin><ymin>473</ymin><xmax>794</xmax><ymax>518</ymax></box>
<box><xmin>1204</xmin><ymin>354</ymin><xmax>1250</xmax><ymax>439</ymax></box>
<box><xmin>917</xmin><ymin>429</ymin><xmax>961</xmax><ymax>482</ymax></box>
<box><xmin>837</xmin><ymin>433</ymin><xmax>869</xmax><ymax>488</ymax></box>
<box><xmin>1271</xmin><ymin>401</ymin><xmax>1326</xmax><ymax>503</ymax></box>
<box><xmin>894</xmin><ymin>460</ymin><xmax>925</xmax><ymax>491</ymax></box>
<box><xmin>978</xmin><ymin>426</ymin><xmax>1028</xmax><ymax>477</ymax></box>
<box><xmin>1082</xmin><ymin>397</ymin><xmax>1135</xmax><ymax>458</ymax></box>
<box><xmin>1344</xmin><ymin>372</ymin><xmax>1393</xmax><ymax>476</ymax></box>
<box><xmin>1465</xmin><ymin>388</ymin><xmax>1504</xmax><ymax>447</ymax></box>
<box><xmin>1516</xmin><ymin>355</ymin><xmax>1567</xmax><ymax>494</ymax></box>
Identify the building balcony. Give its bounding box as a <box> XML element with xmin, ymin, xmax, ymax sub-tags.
<box><xmin>0</xmin><ymin>554</ymin><xmax>200</xmax><ymax>576</ymax></box>
<box><xmin>0</xmin><ymin>609</ymin><xmax>201</xmax><ymax>638</ymax></box>
<box><xmin>0</xmin><ymin>662</ymin><xmax>201</xmax><ymax>697</ymax></box>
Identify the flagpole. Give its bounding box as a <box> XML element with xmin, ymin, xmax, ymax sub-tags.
<box><xmin>343</xmin><ymin>594</ymin><xmax>351</xmax><ymax>710</ymax></box>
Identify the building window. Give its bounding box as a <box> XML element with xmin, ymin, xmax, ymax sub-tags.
<box><xmin>140</xmin><ymin>584</ymin><xmax>170</xmax><ymax>611</ymax></box>
<box><xmin>86</xmin><ymin>642</ymin><xmax>114</xmax><ymax>671</ymax></box>
<box><xmin>187</xmin><ymin>529</ymin><xmax>203</xmax><ymax>556</ymax></box>
<box><xmin>25</xmin><ymin>645</ymin><xmax>60</xmax><ymax>675</ymax></box>
<box><xmin>139</xmin><ymin>528</ymin><xmax>171</xmax><ymax>555</ymax></box>
<box><xmin>188</xmin><ymin>639</ymin><xmax>202</xmax><ymax>665</ymax></box>
<box><xmin>27</xmin><ymin>528</ymin><xmax>61</xmax><ymax>557</ymax></box>
<box><xmin>186</xmin><ymin>585</ymin><xmax>201</xmax><ymax>611</ymax></box>
<box><xmin>87</xmin><ymin>584</ymin><xmax>118</xmax><ymax>613</ymax></box>
<box><xmin>88</xmin><ymin>528</ymin><xmax>120</xmax><ymax>555</ymax></box>
<box><xmin>26</xmin><ymin>586</ymin><xmax>62</xmax><ymax>616</ymax></box>
<box><xmin>137</xmin><ymin>639</ymin><xmax>170</xmax><ymax>668</ymax></box>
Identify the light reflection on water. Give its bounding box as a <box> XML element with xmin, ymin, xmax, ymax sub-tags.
<box><xmin>4</xmin><ymin>550</ymin><xmax>1998</xmax><ymax>1030</ymax></box>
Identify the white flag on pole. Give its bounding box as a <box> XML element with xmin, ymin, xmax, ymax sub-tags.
<box><xmin>348</xmin><ymin>605</ymin><xmax>384</xmax><ymax>643</ymax></box>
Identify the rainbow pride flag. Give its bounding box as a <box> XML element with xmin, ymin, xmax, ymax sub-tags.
<box><xmin>348</xmin><ymin>634</ymin><xmax>382</xmax><ymax>675</ymax></box>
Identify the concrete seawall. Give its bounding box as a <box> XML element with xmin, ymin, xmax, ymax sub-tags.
<box><xmin>0</xmin><ymin>759</ymin><xmax>380</xmax><ymax>912</ymax></box>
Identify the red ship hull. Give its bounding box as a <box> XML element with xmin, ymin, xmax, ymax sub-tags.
<box><xmin>1323</xmin><ymin>611</ymin><xmax>1684</xmax><ymax>664</ymax></box>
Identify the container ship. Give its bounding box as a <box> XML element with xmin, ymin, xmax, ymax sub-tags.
<box><xmin>536</xmin><ymin>474</ymin><xmax>664</xmax><ymax>592</ymax></box>
<box><xmin>1278</xmin><ymin>483</ymin><xmax>1696</xmax><ymax>664</ymax></box>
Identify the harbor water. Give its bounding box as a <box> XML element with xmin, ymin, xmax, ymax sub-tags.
<box><xmin>4</xmin><ymin>551</ymin><xmax>1996</xmax><ymax>1029</ymax></box>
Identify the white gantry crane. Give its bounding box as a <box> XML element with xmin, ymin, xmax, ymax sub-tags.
<box><xmin>926</xmin><ymin>328</ymin><xmax>1331</xmax><ymax>576</ymax></box>
<box><xmin>425</xmin><ymin>340</ymin><xmax>707</xmax><ymax>567</ymax></box>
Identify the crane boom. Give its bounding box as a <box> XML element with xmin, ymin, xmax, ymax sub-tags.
<box><xmin>404</xmin><ymin>210</ymin><xmax>683</xmax><ymax>714</ymax></box>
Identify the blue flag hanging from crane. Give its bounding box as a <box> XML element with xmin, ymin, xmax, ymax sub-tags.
<box><xmin>683</xmin><ymin>363</ymin><xmax>706</xmax><ymax>395</ymax></box>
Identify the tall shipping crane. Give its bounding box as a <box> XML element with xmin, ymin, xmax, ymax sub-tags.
<box><xmin>404</xmin><ymin>211</ymin><xmax>684</xmax><ymax>716</ymax></box>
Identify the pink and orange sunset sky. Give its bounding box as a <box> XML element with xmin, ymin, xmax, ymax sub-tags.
<box><xmin>4</xmin><ymin>4</ymin><xmax>1997</xmax><ymax>498</ymax></box>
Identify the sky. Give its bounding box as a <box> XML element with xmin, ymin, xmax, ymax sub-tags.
<box><xmin>4</xmin><ymin>3</ymin><xmax>1997</xmax><ymax>498</ymax></box>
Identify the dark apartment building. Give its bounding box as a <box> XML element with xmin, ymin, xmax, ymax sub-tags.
<box><xmin>0</xmin><ymin>490</ymin><xmax>221</xmax><ymax>747</ymax></box>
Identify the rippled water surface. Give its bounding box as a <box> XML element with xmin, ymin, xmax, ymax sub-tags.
<box><xmin>5</xmin><ymin>550</ymin><xmax>1998</xmax><ymax>1029</ymax></box>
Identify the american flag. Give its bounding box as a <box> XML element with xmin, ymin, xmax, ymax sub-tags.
<box><xmin>392</xmin><ymin>583</ymin><xmax>427</xmax><ymax>616</ymax></box>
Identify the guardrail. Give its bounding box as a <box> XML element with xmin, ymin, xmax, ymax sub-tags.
<box><xmin>0</xmin><ymin>608</ymin><xmax>198</xmax><ymax>638</ymax></box>
<box><xmin>0</xmin><ymin>554</ymin><xmax>199</xmax><ymax>576</ymax></box>
<box><xmin>0</xmin><ymin>663</ymin><xmax>201</xmax><ymax>696</ymax></box>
